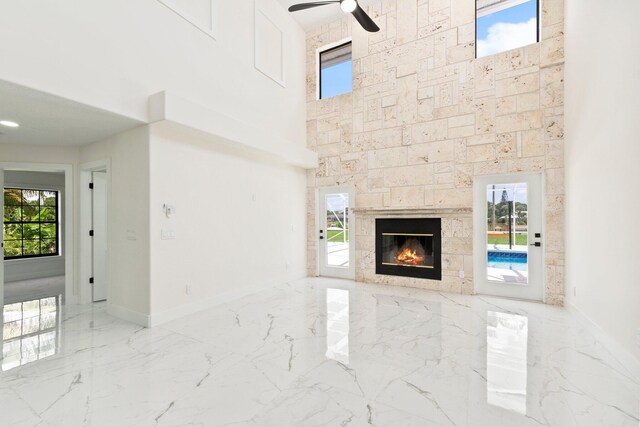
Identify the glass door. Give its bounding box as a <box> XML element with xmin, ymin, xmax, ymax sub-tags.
<box><xmin>474</xmin><ymin>174</ymin><xmax>544</xmax><ymax>301</ymax></box>
<box><xmin>486</xmin><ymin>182</ymin><xmax>529</xmax><ymax>284</ymax></box>
<box><xmin>318</xmin><ymin>187</ymin><xmax>355</xmax><ymax>279</ymax></box>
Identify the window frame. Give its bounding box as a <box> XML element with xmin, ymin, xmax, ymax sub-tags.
<box><xmin>3</xmin><ymin>187</ymin><xmax>60</xmax><ymax>260</ymax></box>
<box><xmin>475</xmin><ymin>0</ymin><xmax>540</xmax><ymax>59</ymax></box>
<box><xmin>317</xmin><ymin>39</ymin><xmax>353</xmax><ymax>100</ymax></box>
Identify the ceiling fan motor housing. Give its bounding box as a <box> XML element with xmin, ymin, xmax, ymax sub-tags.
<box><xmin>340</xmin><ymin>0</ymin><xmax>358</xmax><ymax>13</ymax></box>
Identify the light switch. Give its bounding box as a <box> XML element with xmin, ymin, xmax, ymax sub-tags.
<box><xmin>163</xmin><ymin>204</ymin><xmax>176</xmax><ymax>218</ymax></box>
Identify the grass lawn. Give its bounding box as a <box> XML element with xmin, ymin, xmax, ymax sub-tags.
<box><xmin>488</xmin><ymin>235</ymin><xmax>528</xmax><ymax>245</ymax></box>
<box><xmin>327</xmin><ymin>229</ymin><xmax>349</xmax><ymax>241</ymax></box>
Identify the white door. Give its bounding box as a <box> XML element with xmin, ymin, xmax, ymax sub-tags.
<box><xmin>91</xmin><ymin>171</ymin><xmax>107</xmax><ymax>302</ymax></box>
<box><xmin>318</xmin><ymin>187</ymin><xmax>355</xmax><ymax>279</ymax></box>
<box><xmin>473</xmin><ymin>173</ymin><xmax>544</xmax><ymax>301</ymax></box>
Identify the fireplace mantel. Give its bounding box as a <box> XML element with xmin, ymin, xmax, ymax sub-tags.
<box><xmin>352</xmin><ymin>207</ymin><xmax>472</xmax><ymax>217</ymax></box>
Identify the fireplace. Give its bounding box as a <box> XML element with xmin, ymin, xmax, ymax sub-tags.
<box><xmin>375</xmin><ymin>218</ymin><xmax>442</xmax><ymax>280</ymax></box>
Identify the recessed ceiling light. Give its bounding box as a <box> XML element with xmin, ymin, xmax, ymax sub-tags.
<box><xmin>0</xmin><ymin>120</ymin><xmax>19</xmax><ymax>128</ymax></box>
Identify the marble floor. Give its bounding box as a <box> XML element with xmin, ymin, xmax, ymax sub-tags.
<box><xmin>0</xmin><ymin>278</ymin><xmax>638</xmax><ymax>426</ymax></box>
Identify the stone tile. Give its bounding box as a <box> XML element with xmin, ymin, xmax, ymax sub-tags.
<box><xmin>384</xmin><ymin>164</ymin><xmax>435</xmax><ymax>186</ymax></box>
<box><xmin>367</xmin><ymin>147</ymin><xmax>408</xmax><ymax>168</ymax></box>
<box><xmin>390</xmin><ymin>186</ymin><xmax>426</xmax><ymax>207</ymax></box>
<box><xmin>407</xmin><ymin>140</ymin><xmax>455</xmax><ymax>164</ymax></box>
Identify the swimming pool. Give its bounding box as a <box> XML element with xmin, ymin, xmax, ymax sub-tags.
<box><xmin>488</xmin><ymin>250</ymin><xmax>527</xmax><ymax>271</ymax></box>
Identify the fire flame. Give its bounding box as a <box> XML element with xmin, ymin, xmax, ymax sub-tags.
<box><xmin>395</xmin><ymin>248</ymin><xmax>424</xmax><ymax>266</ymax></box>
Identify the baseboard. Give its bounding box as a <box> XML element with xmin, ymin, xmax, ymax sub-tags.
<box><xmin>148</xmin><ymin>271</ymin><xmax>308</xmax><ymax>328</ymax></box>
<box><xmin>107</xmin><ymin>303</ymin><xmax>151</xmax><ymax>327</ymax></box>
<box><xmin>566</xmin><ymin>302</ymin><xmax>640</xmax><ymax>383</ymax></box>
<box><xmin>4</xmin><ymin>264</ymin><xmax>65</xmax><ymax>282</ymax></box>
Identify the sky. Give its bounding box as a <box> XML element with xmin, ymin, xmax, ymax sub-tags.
<box><xmin>477</xmin><ymin>0</ymin><xmax>538</xmax><ymax>58</ymax></box>
<box><xmin>487</xmin><ymin>183</ymin><xmax>528</xmax><ymax>204</ymax></box>
<box><xmin>326</xmin><ymin>193</ymin><xmax>349</xmax><ymax>213</ymax></box>
<box><xmin>321</xmin><ymin>60</ymin><xmax>352</xmax><ymax>99</ymax></box>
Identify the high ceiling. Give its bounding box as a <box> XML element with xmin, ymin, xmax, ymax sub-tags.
<box><xmin>277</xmin><ymin>0</ymin><xmax>379</xmax><ymax>31</ymax></box>
<box><xmin>0</xmin><ymin>80</ymin><xmax>143</xmax><ymax>146</ymax></box>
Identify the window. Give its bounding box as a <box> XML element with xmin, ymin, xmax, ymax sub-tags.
<box><xmin>476</xmin><ymin>0</ymin><xmax>539</xmax><ymax>58</ymax></box>
<box><xmin>3</xmin><ymin>188</ymin><xmax>59</xmax><ymax>259</ymax></box>
<box><xmin>319</xmin><ymin>42</ymin><xmax>352</xmax><ymax>99</ymax></box>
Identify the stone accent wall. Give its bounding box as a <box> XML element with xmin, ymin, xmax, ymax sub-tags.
<box><xmin>305</xmin><ymin>0</ymin><xmax>565</xmax><ymax>304</ymax></box>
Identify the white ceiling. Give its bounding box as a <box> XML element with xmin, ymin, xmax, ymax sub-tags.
<box><xmin>0</xmin><ymin>80</ymin><xmax>143</xmax><ymax>146</ymax></box>
<box><xmin>277</xmin><ymin>0</ymin><xmax>379</xmax><ymax>31</ymax></box>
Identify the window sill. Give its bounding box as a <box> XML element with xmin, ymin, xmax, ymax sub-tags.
<box><xmin>4</xmin><ymin>255</ymin><xmax>63</xmax><ymax>263</ymax></box>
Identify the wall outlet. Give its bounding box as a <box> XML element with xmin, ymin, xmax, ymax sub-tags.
<box><xmin>161</xmin><ymin>229</ymin><xmax>176</xmax><ymax>240</ymax></box>
<box><xmin>185</xmin><ymin>284</ymin><xmax>192</xmax><ymax>295</ymax></box>
<box><xmin>126</xmin><ymin>229</ymin><xmax>137</xmax><ymax>241</ymax></box>
<box><xmin>458</xmin><ymin>270</ymin><xmax>464</xmax><ymax>279</ymax></box>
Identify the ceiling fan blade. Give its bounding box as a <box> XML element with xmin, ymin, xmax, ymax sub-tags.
<box><xmin>288</xmin><ymin>1</ymin><xmax>339</xmax><ymax>12</ymax></box>
<box><xmin>351</xmin><ymin>4</ymin><xmax>380</xmax><ymax>32</ymax></box>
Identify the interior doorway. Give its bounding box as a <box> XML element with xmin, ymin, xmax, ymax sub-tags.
<box><xmin>318</xmin><ymin>186</ymin><xmax>355</xmax><ymax>280</ymax></box>
<box><xmin>80</xmin><ymin>160</ymin><xmax>110</xmax><ymax>305</ymax></box>
<box><xmin>473</xmin><ymin>173</ymin><xmax>545</xmax><ymax>301</ymax></box>
<box><xmin>1</xmin><ymin>163</ymin><xmax>73</xmax><ymax>369</ymax></box>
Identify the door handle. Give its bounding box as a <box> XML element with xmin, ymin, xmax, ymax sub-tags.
<box><xmin>529</xmin><ymin>242</ymin><xmax>541</xmax><ymax>247</ymax></box>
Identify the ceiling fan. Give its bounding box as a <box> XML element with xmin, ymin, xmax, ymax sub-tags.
<box><xmin>288</xmin><ymin>0</ymin><xmax>380</xmax><ymax>32</ymax></box>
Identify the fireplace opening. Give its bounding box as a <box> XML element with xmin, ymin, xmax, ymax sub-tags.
<box><xmin>382</xmin><ymin>234</ymin><xmax>434</xmax><ymax>268</ymax></box>
<box><xmin>376</xmin><ymin>218</ymin><xmax>441</xmax><ymax>280</ymax></box>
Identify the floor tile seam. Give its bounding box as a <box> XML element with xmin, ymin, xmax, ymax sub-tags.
<box><xmin>7</xmin><ymin>386</ymin><xmax>45</xmax><ymax>424</ymax></box>
<box><xmin>9</xmin><ymin>382</ymin><xmax>62</xmax><ymax>422</ymax></box>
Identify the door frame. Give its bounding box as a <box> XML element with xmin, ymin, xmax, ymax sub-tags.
<box><xmin>80</xmin><ymin>159</ymin><xmax>111</xmax><ymax>304</ymax></box>
<box><xmin>317</xmin><ymin>186</ymin><xmax>355</xmax><ymax>280</ymax></box>
<box><xmin>473</xmin><ymin>172</ymin><xmax>546</xmax><ymax>302</ymax></box>
<box><xmin>0</xmin><ymin>162</ymin><xmax>75</xmax><ymax>305</ymax></box>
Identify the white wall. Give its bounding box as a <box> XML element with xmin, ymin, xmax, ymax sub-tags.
<box><xmin>0</xmin><ymin>0</ymin><xmax>307</xmax><ymax>146</ymax></box>
<box><xmin>3</xmin><ymin>171</ymin><xmax>66</xmax><ymax>282</ymax></box>
<box><xmin>80</xmin><ymin>127</ymin><xmax>151</xmax><ymax>320</ymax></box>
<box><xmin>148</xmin><ymin>123</ymin><xmax>307</xmax><ymax>323</ymax></box>
<box><xmin>565</xmin><ymin>0</ymin><xmax>640</xmax><ymax>361</ymax></box>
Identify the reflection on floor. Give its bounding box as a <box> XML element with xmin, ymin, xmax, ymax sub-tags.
<box><xmin>4</xmin><ymin>275</ymin><xmax>65</xmax><ymax>305</ymax></box>
<box><xmin>0</xmin><ymin>278</ymin><xmax>637</xmax><ymax>426</ymax></box>
<box><xmin>2</xmin><ymin>295</ymin><xmax>61</xmax><ymax>371</ymax></box>
<box><xmin>486</xmin><ymin>311</ymin><xmax>528</xmax><ymax>414</ymax></box>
